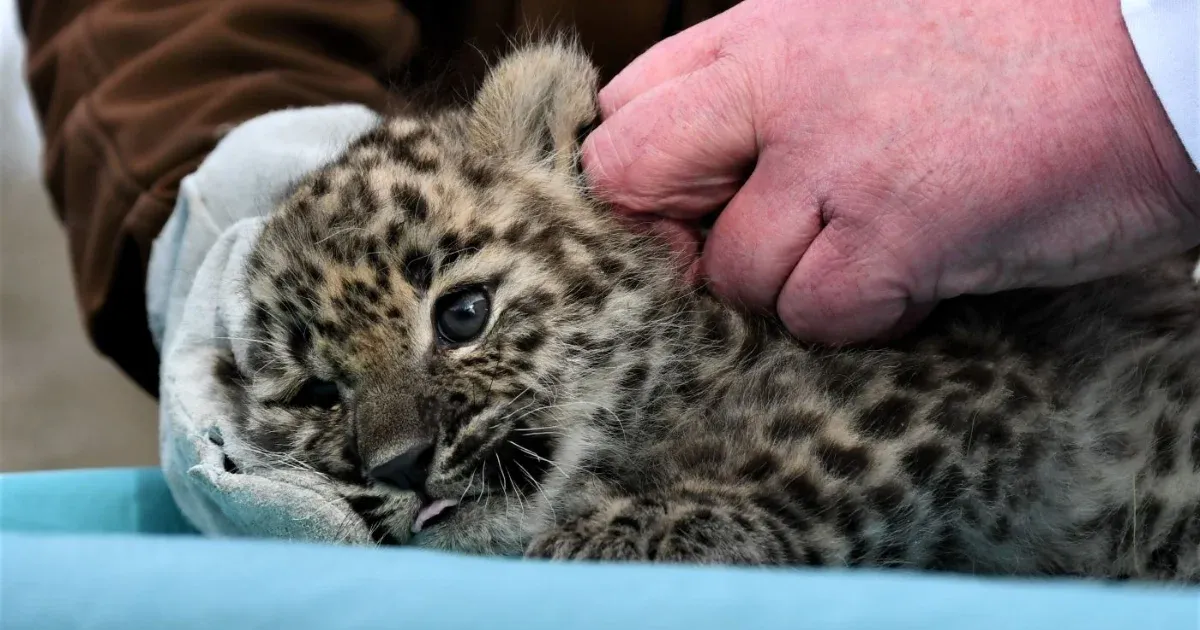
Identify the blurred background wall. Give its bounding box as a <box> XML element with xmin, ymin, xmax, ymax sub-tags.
<box><xmin>1</xmin><ymin>1</ymin><xmax>158</xmax><ymax>471</ymax></box>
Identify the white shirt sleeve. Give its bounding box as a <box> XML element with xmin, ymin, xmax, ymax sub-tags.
<box><xmin>1121</xmin><ymin>0</ymin><xmax>1200</xmax><ymax>168</ymax></box>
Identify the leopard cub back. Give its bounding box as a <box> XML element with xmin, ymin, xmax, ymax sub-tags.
<box><xmin>227</xmin><ymin>40</ymin><xmax>1200</xmax><ymax>581</ymax></box>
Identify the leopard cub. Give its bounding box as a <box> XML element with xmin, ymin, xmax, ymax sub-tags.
<box><xmin>226</xmin><ymin>40</ymin><xmax>1200</xmax><ymax>582</ymax></box>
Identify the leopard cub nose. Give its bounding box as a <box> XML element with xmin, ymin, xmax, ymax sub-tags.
<box><xmin>369</xmin><ymin>441</ymin><xmax>434</xmax><ymax>492</ymax></box>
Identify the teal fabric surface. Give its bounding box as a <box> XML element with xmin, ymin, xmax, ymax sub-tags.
<box><xmin>2</xmin><ymin>468</ymin><xmax>1199</xmax><ymax>630</ymax></box>
<box><xmin>4</xmin><ymin>533</ymin><xmax>1199</xmax><ymax>630</ymax></box>
<box><xmin>0</xmin><ymin>467</ymin><xmax>194</xmax><ymax>535</ymax></box>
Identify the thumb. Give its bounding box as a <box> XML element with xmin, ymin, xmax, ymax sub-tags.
<box><xmin>582</xmin><ymin>61</ymin><xmax>757</xmax><ymax>219</ymax></box>
<box><xmin>776</xmin><ymin>218</ymin><xmax>927</xmax><ymax>344</ymax></box>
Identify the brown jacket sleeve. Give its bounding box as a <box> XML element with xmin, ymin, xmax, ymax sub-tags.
<box><xmin>18</xmin><ymin>0</ymin><xmax>419</xmax><ymax>395</ymax></box>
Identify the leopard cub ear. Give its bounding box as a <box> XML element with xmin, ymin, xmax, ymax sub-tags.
<box><xmin>467</xmin><ymin>38</ymin><xmax>600</xmax><ymax>179</ymax></box>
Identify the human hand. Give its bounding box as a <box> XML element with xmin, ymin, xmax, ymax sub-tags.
<box><xmin>584</xmin><ymin>0</ymin><xmax>1200</xmax><ymax>344</ymax></box>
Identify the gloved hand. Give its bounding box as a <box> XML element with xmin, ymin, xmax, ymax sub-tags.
<box><xmin>147</xmin><ymin>105</ymin><xmax>385</xmax><ymax>542</ymax></box>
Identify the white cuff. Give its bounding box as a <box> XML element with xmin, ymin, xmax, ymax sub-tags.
<box><xmin>1121</xmin><ymin>0</ymin><xmax>1200</xmax><ymax>168</ymax></box>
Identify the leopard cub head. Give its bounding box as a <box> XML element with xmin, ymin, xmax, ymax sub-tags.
<box><xmin>228</xmin><ymin>41</ymin><xmax>690</xmax><ymax>553</ymax></box>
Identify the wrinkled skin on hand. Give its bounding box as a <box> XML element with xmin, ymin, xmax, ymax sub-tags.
<box><xmin>584</xmin><ymin>0</ymin><xmax>1200</xmax><ymax>344</ymax></box>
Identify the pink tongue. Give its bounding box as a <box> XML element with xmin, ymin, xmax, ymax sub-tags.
<box><xmin>412</xmin><ymin>499</ymin><xmax>459</xmax><ymax>533</ymax></box>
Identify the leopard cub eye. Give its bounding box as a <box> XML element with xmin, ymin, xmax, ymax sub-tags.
<box><xmin>288</xmin><ymin>378</ymin><xmax>341</xmax><ymax>410</ymax></box>
<box><xmin>434</xmin><ymin>286</ymin><xmax>492</xmax><ymax>346</ymax></box>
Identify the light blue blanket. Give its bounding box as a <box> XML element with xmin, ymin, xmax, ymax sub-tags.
<box><xmin>3</xmin><ymin>468</ymin><xmax>1198</xmax><ymax>630</ymax></box>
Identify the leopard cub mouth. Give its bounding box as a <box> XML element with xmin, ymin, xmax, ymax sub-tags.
<box><xmin>411</xmin><ymin>498</ymin><xmax>460</xmax><ymax>533</ymax></box>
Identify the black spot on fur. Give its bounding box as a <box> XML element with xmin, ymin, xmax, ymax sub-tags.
<box><xmin>354</xmin><ymin>126</ymin><xmax>390</xmax><ymax>149</ymax></box>
<box><xmin>766</xmin><ymin>411</ymin><xmax>822</xmax><ymax>442</ymax></box>
<box><xmin>1191</xmin><ymin>423</ymin><xmax>1200</xmax><ymax>472</ymax></box>
<box><xmin>385</xmin><ymin>221</ymin><xmax>405</xmax><ymax>248</ymax></box>
<box><xmin>932</xmin><ymin>465</ymin><xmax>966</xmax><ymax>509</ymax></box>
<box><xmin>295</xmin><ymin>285</ymin><xmax>317</xmax><ymax>308</ymax></box>
<box><xmin>801</xmin><ymin>547</ymin><xmax>826</xmax><ymax>566</ymax></box>
<box><xmin>1016</xmin><ymin>437</ymin><xmax>1044</xmax><ymax>469</ymax></box>
<box><xmin>286</xmin><ymin>321</ymin><xmax>312</xmax><ymax>360</ymax></box>
<box><xmin>624</xmin><ymin>326</ymin><xmax>656</xmax><ymax>352</ymax></box>
<box><xmin>854</xmin><ymin>396</ymin><xmax>916</xmax><ymax>439</ymax></box>
<box><xmin>596</xmin><ymin>256</ymin><xmax>626</xmax><ymax>277</ymax></box>
<box><xmin>752</xmin><ymin>492</ymin><xmax>812</xmax><ymax>537</ymax></box>
<box><xmin>619</xmin><ymin>363</ymin><xmax>649</xmax><ymax>392</ymax></box>
<box><xmin>1148</xmin><ymin>513</ymin><xmax>1190</xmax><ymax>575</ymax></box>
<box><xmin>574</xmin><ymin>116</ymin><xmax>598</xmax><ymax>148</ymax></box>
<box><xmin>737</xmin><ymin>453</ymin><xmax>779</xmax><ymax>481</ymax></box>
<box><xmin>733</xmin><ymin>328</ymin><xmax>766</xmax><ymax>366</ymax></box>
<box><xmin>401</xmin><ymin>250</ymin><xmax>434</xmax><ymax>292</ymax></box>
<box><xmin>892</xmin><ymin>358</ymin><xmax>937</xmax><ymax>391</ymax></box>
<box><xmin>494</xmin><ymin>429</ymin><xmax>557</xmax><ymax>492</ymax></box>
<box><xmin>866</xmin><ymin>483</ymin><xmax>907</xmax><ymax>519</ymax></box>
<box><xmin>298</xmin><ymin>260</ymin><xmax>323</xmax><ymax>283</ymax></box>
<box><xmin>876</xmin><ymin>540</ymin><xmax>909</xmax><ymax>566</ymax></box>
<box><xmin>902</xmin><ymin>442</ymin><xmax>947</xmax><ymax>486</ymax></box>
<box><xmin>965</xmin><ymin>412</ymin><xmax>1013</xmax><ymax>451</ymax></box>
<box><xmin>310</xmin><ymin>173</ymin><xmax>329</xmax><ymax>197</ymax></box>
<box><xmin>314</xmin><ymin>319</ymin><xmax>348</xmax><ymax>343</ymax></box>
<box><xmin>500</xmin><ymin>295</ymin><xmax>553</xmax><ymax>326</ymax></box>
<box><xmin>343</xmin><ymin>172</ymin><xmax>378</xmax><ymax>216</ymax></box>
<box><xmin>246</xmin><ymin>251</ymin><xmax>265</xmax><ymax>274</ymax></box>
<box><xmin>696</xmin><ymin>312</ymin><xmax>729</xmax><ymax>350</ymax></box>
<box><xmin>676</xmin><ymin>441</ymin><xmax>726</xmax><ymax>469</ymax></box>
<box><xmin>562</xmin><ymin>272</ymin><xmax>612</xmax><ymax>309</ymax></box>
<box><xmin>609</xmin><ymin>515</ymin><xmax>641</xmax><ymax>532</ymax></box>
<box><xmin>781</xmin><ymin>474</ymin><xmax>825</xmax><ymax>513</ymax></box>
<box><xmin>213</xmin><ymin>351</ymin><xmax>246</xmax><ymax>390</ymax></box>
<box><xmin>445</xmin><ymin>427</ymin><xmax>492</xmax><ymax>472</ymax></box>
<box><xmin>564</xmin><ymin>331</ymin><xmax>595</xmax><ymax>351</ymax></box>
<box><xmin>387</xmin><ymin>138</ymin><xmax>438</xmax><ymax>171</ymax></box>
<box><xmin>830</xmin><ymin>495</ymin><xmax>865</xmax><ymax>539</ymax></box>
<box><xmin>580</xmin><ymin>457</ymin><xmax>626</xmax><ymax>488</ymax></box>
<box><xmin>931</xmin><ymin>390</ymin><xmax>972</xmax><ymax>434</ymax></box>
<box><xmin>502</xmin><ymin>221</ymin><xmax>530</xmax><ymax>244</ymax></box>
<box><xmin>512</xmin><ymin>330</ymin><xmax>546</xmax><ymax>353</ymax></box>
<box><xmin>940</xmin><ymin>335</ymin><xmax>989</xmax><ymax>360</ymax></box>
<box><xmin>520</xmin><ymin>291</ymin><xmax>558</xmax><ymax>313</ymax></box>
<box><xmin>989</xmin><ymin>515</ymin><xmax>1012</xmax><ymax>542</ymax></box>
<box><xmin>461</xmin><ymin>160</ymin><xmax>495</xmax><ymax>188</ymax></box>
<box><xmin>1105</xmin><ymin>505</ymin><xmax>1135</xmax><ymax>558</ymax></box>
<box><xmin>1003</xmin><ymin>373</ymin><xmax>1039</xmax><ymax>413</ymax></box>
<box><xmin>817</xmin><ymin>442</ymin><xmax>871</xmax><ymax>479</ymax></box>
<box><xmin>331</xmin><ymin>444</ymin><xmax>367</xmax><ymax>485</ymax></box>
<box><xmin>928</xmin><ymin>529</ymin><xmax>968</xmax><ymax>570</ymax></box>
<box><xmin>346</xmin><ymin>494</ymin><xmax>401</xmax><ymax>545</ymax></box>
<box><xmin>292</xmin><ymin>197</ymin><xmax>312</xmax><ymax>217</ymax></box>
<box><xmin>391</xmin><ymin>183</ymin><xmax>429</xmax><ymax>221</ymax></box>
<box><xmin>1137</xmin><ymin>497</ymin><xmax>1165</xmax><ymax>546</ymax></box>
<box><xmin>511</xmin><ymin>358</ymin><xmax>536</xmax><ymax>373</ymax></box>
<box><xmin>820</xmin><ymin>355</ymin><xmax>875</xmax><ymax>401</ymax></box>
<box><xmin>249</xmin><ymin>302</ymin><xmax>271</xmax><ymax>332</ymax></box>
<box><xmin>1150</xmin><ymin>413</ymin><xmax>1179</xmax><ymax>476</ymax></box>
<box><xmin>947</xmin><ymin>363</ymin><xmax>995</xmax><ymax>390</ymax></box>
<box><xmin>437</xmin><ymin>232</ymin><xmax>473</xmax><ymax>269</ymax></box>
<box><xmin>980</xmin><ymin>457</ymin><xmax>1004</xmax><ymax>503</ymax></box>
<box><xmin>1162</xmin><ymin>362</ymin><xmax>1196</xmax><ymax>404</ymax></box>
<box><xmin>1096</xmin><ymin>431</ymin><xmax>1136</xmax><ymax>462</ymax></box>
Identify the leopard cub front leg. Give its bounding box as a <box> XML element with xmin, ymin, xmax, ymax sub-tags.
<box><xmin>526</xmin><ymin>490</ymin><xmax>781</xmax><ymax>565</ymax></box>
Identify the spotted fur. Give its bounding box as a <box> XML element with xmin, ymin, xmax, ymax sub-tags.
<box><xmin>224</xmin><ymin>40</ymin><xmax>1200</xmax><ymax>581</ymax></box>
